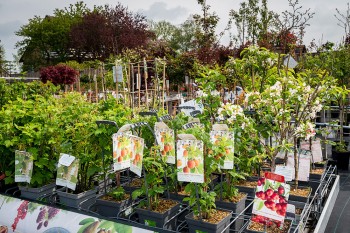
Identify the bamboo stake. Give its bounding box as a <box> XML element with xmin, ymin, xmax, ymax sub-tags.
<box><xmin>144</xmin><ymin>58</ymin><xmax>149</xmax><ymax>109</ymax></box>
<box><xmin>123</xmin><ymin>65</ymin><xmax>126</xmax><ymax>105</ymax></box>
<box><xmin>115</xmin><ymin>61</ymin><xmax>119</xmax><ymax>104</ymax></box>
<box><xmin>131</xmin><ymin>64</ymin><xmax>135</xmax><ymax>110</ymax></box>
<box><xmin>162</xmin><ymin>58</ymin><xmax>166</xmax><ymax>110</ymax></box>
<box><xmin>94</xmin><ymin>69</ymin><xmax>98</xmax><ymax>103</ymax></box>
<box><xmin>137</xmin><ymin>63</ymin><xmax>141</xmax><ymax>108</ymax></box>
<box><xmin>127</xmin><ymin>64</ymin><xmax>131</xmax><ymax>108</ymax></box>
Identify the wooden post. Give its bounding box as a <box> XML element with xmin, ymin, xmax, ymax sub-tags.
<box><xmin>101</xmin><ymin>65</ymin><xmax>107</xmax><ymax>101</ymax></box>
<box><xmin>137</xmin><ymin>63</ymin><xmax>141</xmax><ymax>108</ymax></box>
<box><xmin>123</xmin><ymin>64</ymin><xmax>127</xmax><ymax>105</ymax></box>
<box><xmin>162</xmin><ymin>58</ymin><xmax>166</xmax><ymax>110</ymax></box>
<box><xmin>144</xmin><ymin>58</ymin><xmax>149</xmax><ymax>109</ymax></box>
<box><xmin>94</xmin><ymin>69</ymin><xmax>98</xmax><ymax>103</ymax></box>
<box><xmin>115</xmin><ymin>61</ymin><xmax>119</xmax><ymax>104</ymax></box>
<box><xmin>131</xmin><ymin>64</ymin><xmax>135</xmax><ymax>110</ymax></box>
<box><xmin>127</xmin><ymin>64</ymin><xmax>131</xmax><ymax>108</ymax></box>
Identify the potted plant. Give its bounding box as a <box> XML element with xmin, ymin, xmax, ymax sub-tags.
<box><xmin>55</xmin><ymin>94</ymin><xmax>103</xmax><ymax>209</ymax></box>
<box><xmin>132</xmin><ymin>146</ymin><xmax>180</xmax><ymax>230</ymax></box>
<box><xmin>95</xmin><ymin>186</ymin><xmax>131</xmax><ymax>217</ymax></box>
<box><xmin>177</xmin><ymin>128</ymin><xmax>232</xmax><ymax>233</ymax></box>
<box><xmin>245</xmin><ymin>215</ymin><xmax>292</xmax><ymax>233</ymax></box>
<box><xmin>0</xmin><ymin>94</ymin><xmax>64</xmax><ymax>200</ymax></box>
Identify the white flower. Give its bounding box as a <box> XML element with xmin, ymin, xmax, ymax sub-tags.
<box><xmin>211</xmin><ymin>90</ymin><xmax>220</xmax><ymax>96</ymax></box>
<box><xmin>196</xmin><ymin>90</ymin><xmax>204</xmax><ymax>97</ymax></box>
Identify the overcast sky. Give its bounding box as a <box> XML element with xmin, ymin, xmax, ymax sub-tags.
<box><xmin>0</xmin><ymin>0</ymin><xmax>348</xmax><ymax>61</ymax></box>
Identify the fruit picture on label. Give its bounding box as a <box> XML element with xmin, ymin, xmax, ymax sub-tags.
<box><xmin>176</xmin><ymin>140</ymin><xmax>204</xmax><ymax>175</ymax></box>
<box><xmin>156</xmin><ymin>128</ymin><xmax>175</xmax><ymax>164</ymax></box>
<box><xmin>253</xmin><ymin>176</ymin><xmax>290</xmax><ymax>221</ymax></box>
<box><xmin>209</xmin><ymin>130</ymin><xmax>234</xmax><ymax>169</ymax></box>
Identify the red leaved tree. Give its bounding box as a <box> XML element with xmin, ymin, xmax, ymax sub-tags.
<box><xmin>40</xmin><ymin>64</ymin><xmax>78</xmax><ymax>86</ymax></box>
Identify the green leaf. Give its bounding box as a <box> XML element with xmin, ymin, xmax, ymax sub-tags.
<box><xmin>98</xmin><ymin>220</ymin><xmax>114</xmax><ymax>230</ymax></box>
<box><xmin>257</xmin><ymin>200</ymin><xmax>264</xmax><ymax>211</ymax></box>
<box><xmin>112</xmin><ymin>223</ymin><xmax>132</xmax><ymax>233</ymax></box>
<box><xmin>79</xmin><ymin>217</ymin><xmax>95</xmax><ymax>225</ymax></box>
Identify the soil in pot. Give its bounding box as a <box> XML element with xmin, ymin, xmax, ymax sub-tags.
<box><xmin>310</xmin><ymin>168</ymin><xmax>325</xmax><ymax>179</ymax></box>
<box><xmin>289</xmin><ymin>187</ymin><xmax>311</xmax><ymax>203</ymax></box>
<box><xmin>246</xmin><ymin>218</ymin><xmax>291</xmax><ymax>233</ymax></box>
<box><xmin>215</xmin><ymin>192</ymin><xmax>247</xmax><ymax>232</ymax></box>
<box><xmin>95</xmin><ymin>193</ymin><xmax>131</xmax><ymax>217</ymax></box>
<box><xmin>135</xmin><ymin>199</ymin><xmax>180</xmax><ymax>230</ymax></box>
<box><xmin>169</xmin><ymin>189</ymin><xmax>189</xmax><ymax>203</ymax></box>
<box><xmin>123</xmin><ymin>178</ymin><xmax>143</xmax><ymax>193</ymax></box>
<box><xmin>185</xmin><ymin>209</ymin><xmax>232</xmax><ymax>233</ymax></box>
<box><xmin>236</xmin><ymin>179</ymin><xmax>257</xmax><ymax>200</ymax></box>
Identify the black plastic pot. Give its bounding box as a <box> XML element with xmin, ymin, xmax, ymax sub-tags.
<box><xmin>332</xmin><ymin>150</ymin><xmax>350</xmax><ymax>170</ymax></box>
<box><xmin>95</xmin><ymin>196</ymin><xmax>132</xmax><ymax>217</ymax></box>
<box><xmin>244</xmin><ymin>219</ymin><xmax>292</xmax><ymax>233</ymax></box>
<box><xmin>135</xmin><ymin>200</ymin><xmax>180</xmax><ymax>230</ymax></box>
<box><xmin>185</xmin><ymin>209</ymin><xmax>232</xmax><ymax>233</ymax></box>
<box><xmin>169</xmin><ymin>192</ymin><xmax>189</xmax><ymax>203</ymax></box>
<box><xmin>19</xmin><ymin>182</ymin><xmax>55</xmax><ymax>201</ymax></box>
<box><xmin>289</xmin><ymin>187</ymin><xmax>312</xmax><ymax>204</ymax></box>
<box><xmin>215</xmin><ymin>194</ymin><xmax>247</xmax><ymax>232</ymax></box>
<box><xmin>236</xmin><ymin>184</ymin><xmax>256</xmax><ymax>199</ymax></box>
<box><xmin>56</xmin><ymin>188</ymin><xmax>97</xmax><ymax>209</ymax></box>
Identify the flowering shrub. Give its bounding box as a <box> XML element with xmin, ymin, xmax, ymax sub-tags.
<box><xmin>217</xmin><ymin>102</ymin><xmax>244</xmax><ymax>124</ymax></box>
<box><xmin>295</xmin><ymin>122</ymin><xmax>316</xmax><ymax>140</ymax></box>
<box><xmin>247</xmin><ymin>72</ymin><xmax>334</xmax><ymax>186</ymax></box>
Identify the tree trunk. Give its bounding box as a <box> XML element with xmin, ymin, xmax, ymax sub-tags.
<box><xmin>293</xmin><ymin>136</ymin><xmax>299</xmax><ymax>190</ymax></box>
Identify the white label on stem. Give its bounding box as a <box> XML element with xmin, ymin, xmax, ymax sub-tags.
<box><xmin>59</xmin><ymin>153</ymin><xmax>76</xmax><ymax>167</ymax></box>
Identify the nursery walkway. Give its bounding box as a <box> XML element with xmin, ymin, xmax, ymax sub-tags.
<box><xmin>325</xmin><ymin>170</ymin><xmax>350</xmax><ymax>233</ymax></box>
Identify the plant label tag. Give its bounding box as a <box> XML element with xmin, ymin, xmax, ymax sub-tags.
<box><xmin>286</xmin><ymin>204</ymin><xmax>296</xmax><ymax>220</ymax></box>
<box><xmin>155</xmin><ymin>127</ymin><xmax>175</xmax><ymax>164</ymax></box>
<box><xmin>176</xmin><ymin>139</ymin><xmax>204</xmax><ymax>183</ymax></box>
<box><xmin>56</xmin><ymin>154</ymin><xmax>79</xmax><ymax>190</ymax></box>
<box><xmin>124</xmin><ymin>206</ymin><xmax>133</xmax><ymax>216</ymax></box>
<box><xmin>113</xmin><ymin>132</ymin><xmax>133</xmax><ymax>171</ymax></box>
<box><xmin>287</xmin><ymin>152</ymin><xmax>311</xmax><ymax>181</ymax></box>
<box><xmin>15</xmin><ymin>150</ymin><xmax>33</xmax><ymax>183</ymax></box>
<box><xmin>275</xmin><ymin>166</ymin><xmax>293</xmax><ymax>182</ymax></box>
<box><xmin>59</xmin><ymin>153</ymin><xmax>76</xmax><ymax>167</ymax></box>
<box><xmin>130</xmin><ymin>136</ymin><xmax>144</xmax><ymax>177</ymax></box>
<box><xmin>301</xmin><ymin>138</ymin><xmax>322</xmax><ymax>163</ymax></box>
<box><xmin>252</xmin><ymin>176</ymin><xmax>290</xmax><ymax>222</ymax></box>
<box><xmin>210</xmin><ymin>130</ymin><xmax>234</xmax><ymax>169</ymax></box>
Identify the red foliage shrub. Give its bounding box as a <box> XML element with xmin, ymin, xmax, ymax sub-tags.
<box><xmin>40</xmin><ymin>65</ymin><xmax>78</xmax><ymax>86</ymax></box>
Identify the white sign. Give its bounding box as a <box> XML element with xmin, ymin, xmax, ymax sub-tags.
<box><xmin>275</xmin><ymin>165</ymin><xmax>294</xmax><ymax>182</ymax></box>
<box><xmin>301</xmin><ymin>138</ymin><xmax>323</xmax><ymax>163</ymax></box>
<box><xmin>56</xmin><ymin>154</ymin><xmax>79</xmax><ymax>190</ymax></box>
<box><xmin>15</xmin><ymin>150</ymin><xmax>33</xmax><ymax>183</ymax></box>
<box><xmin>286</xmin><ymin>152</ymin><xmax>311</xmax><ymax>181</ymax></box>
<box><xmin>179</xmin><ymin>100</ymin><xmax>203</xmax><ymax>116</ymax></box>
<box><xmin>113</xmin><ymin>65</ymin><xmax>123</xmax><ymax>83</ymax></box>
<box><xmin>58</xmin><ymin>153</ymin><xmax>75</xmax><ymax>167</ymax></box>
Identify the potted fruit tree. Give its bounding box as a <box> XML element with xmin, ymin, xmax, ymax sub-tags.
<box><xmin>132</xmin><ymin>146</ymin><xmax>180</xmax><ymax>230</ymax></box>
<box><xmin>176</xmin><ymin>129</ymin><xmax>232</xmax><ymax>233</ymax></box>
